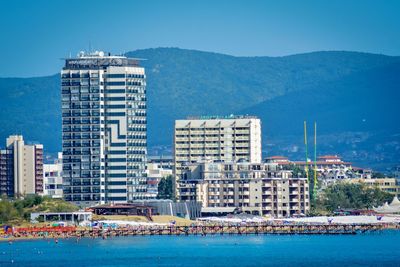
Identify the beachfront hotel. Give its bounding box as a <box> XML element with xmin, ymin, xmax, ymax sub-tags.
<box><xmin>61</xmin><ymin>51</ymin><xmax>148</xmax><ymax>206</ymax></box>
<box><xmin>173</xmin><ymin>115</ymin><xmax>262</xmax><ymax>198</ymax></box>
<box><xmin>179</xmin><ymin>160</ymin><xmax>309</xmax><ymax>217</ymax></box>
<box><xmin>0</xmin><ymin>135</ymin><xmax>43</xmax><ymax>197</ymax></box>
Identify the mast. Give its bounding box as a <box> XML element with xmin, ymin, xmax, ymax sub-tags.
<box><xmin>304</xmin><ymin>121</ymin><xmax>309</xmax><ymax>182</ymax></box>
<box><xmin>313</xmin><ymin>122</ymin><xmax>318</xmax><ymax>199</ymax></box>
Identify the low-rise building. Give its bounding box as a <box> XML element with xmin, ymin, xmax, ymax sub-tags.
<box><xmin>179</xmin><ymin>161</ymin><xmax>309</xmax><ymax>218</ymax></box>
<box><xmin>148</xmin><ymin>155</ymin><xmax>173</xmax><ymax>170</ymax></box>
<box><xmin>31</xmin><ymin>211</ymin><xmax>92</xmax><ymax>223</ymax></box>
<box><xmin>346</xmin><ymin>178</ymin><xmax>400</xmax><ymax>197</ymax></box>
<box><xmin>131</xmin><ymin>199</ymin><xmax>201</xmax><ymax>219</ymax></box>
<box><xmin>146</xmin><ymin>162</ymin><xmax>173</xmax><ymax>198</ymax></box>
<box><xmin>43</xmin><ymin>153</ymin><xmax>63</xmax><ymax>198</ymax></box>
<box><xmin>294</xmin><ymin>155</ymin><xmax>353</xmax><ymax>182</ymax></box>
<box><xmin>267</xmin><ymin>155</ymin><xmax>373</xmax><ymax>187</ymax></box>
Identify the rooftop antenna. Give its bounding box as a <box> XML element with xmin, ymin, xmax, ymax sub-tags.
<box><xmin>313</xmin><ymin>121</ymin><xmax>318</xmax><ymax>199</ymax></box>
<box><xmin>304</xmin><ymin>121</ymin><xmax>309</xmax><ymax>182</ymax></box>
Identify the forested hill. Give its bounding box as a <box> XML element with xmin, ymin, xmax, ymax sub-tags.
<box><xmin>0</xmin><ymin>48</ymin><xmax>399</xmax><ymax>170</ymax></box>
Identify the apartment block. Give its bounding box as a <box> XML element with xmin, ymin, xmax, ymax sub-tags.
<box><xmin>179</xmin><ymin>161</ymin><xmax>309</xmax><ymax>218</ymax></box>
<box><xmin>174</xmin><ymin>115</ymin><xmax>262</xmax><ymax>197</ymax></box>
<box><xmin>0</xmin><ymin>135</ymin><xmax>43</xmax><ymax>197</ymax></box>
<box><xmin>43</xmin><ymin>153</ymin><xmax>63</xmax><ymax>198</ymax></box>
<box><xmin>0</xmin><ymin>148</ymin><xmax>13</xmax><ymax>196</ymax></box>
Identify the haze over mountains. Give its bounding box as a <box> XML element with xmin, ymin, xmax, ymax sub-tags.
<box><xmin>0</xmin><ymin>48</ymin><xmax>399</xmax><ymax>170</ymax></box>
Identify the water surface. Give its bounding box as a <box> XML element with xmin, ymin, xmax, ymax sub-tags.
<box><xmin>1</xmin><ymin>231</ymin><xmax>399</xmax><ymax>266</ymax></box>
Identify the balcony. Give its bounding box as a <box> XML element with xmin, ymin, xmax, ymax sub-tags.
<box><xmin>262</xmin><ymin>206</ymin><xmax>273</xmax><ymax>210</ymax></box>
<box><xmin>179</xmin><ymin>191</ymin><xmax>194</xmax><ymax>196</ymax></box>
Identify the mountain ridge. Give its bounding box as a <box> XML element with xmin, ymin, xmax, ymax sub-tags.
<box><xmin>0</xmin><ymin>48</ymin><xmax>399</xmax><ymax>170</ymax></box>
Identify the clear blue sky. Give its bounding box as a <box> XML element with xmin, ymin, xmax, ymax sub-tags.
<box><xmin>1</xmin><ymin>0</ymin><xmax>399</xmax><ymax>77</ymax></box>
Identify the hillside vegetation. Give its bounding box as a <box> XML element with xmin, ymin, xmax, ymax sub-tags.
<box><xmin>0</xmin><ymin>195</ymin><xmax>78</xmax><ymax>225</ymax></box>
<box><xmin>311</xmin><ymin>183</ymin><xmax>393</xmax><ymax>215</ymax></box>
<box><xmin>0</xmin><ymin>48</ymin><xmax>399</xmax><ymax>169</ymax></box>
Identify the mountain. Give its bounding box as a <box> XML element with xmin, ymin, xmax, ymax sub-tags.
<box><xmin>240</xmin><ymin>61</ymin><xmax>400</xmax><ymax>170</ymax></box>
<box><xmin>0</xmin><ymin>48</ymin><xmax>399</xmax><ymax>170</ymax></box>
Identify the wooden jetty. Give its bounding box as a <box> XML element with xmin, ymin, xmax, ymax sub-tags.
<box><xmin>73</xmin><ymin>223</ymin><xmax>386</xmax><ymax>238</ymax></box>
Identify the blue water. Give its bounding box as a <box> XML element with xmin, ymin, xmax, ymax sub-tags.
<box><xmin>1</xmin><ymin>231</ymin><xmax>400</xmax><ymax>266</ymax></box>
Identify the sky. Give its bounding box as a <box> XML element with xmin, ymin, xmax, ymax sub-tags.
<box><xmin>0</xmin><ymin>0</ymin><xmax>399</xmax><ymax>77</ymax></box>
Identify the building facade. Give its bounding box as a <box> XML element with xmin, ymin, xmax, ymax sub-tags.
<box><xmin>179</xmin><ymin>161</ymin><xmax>309</xmax><ymax>217</ymax></box>
<box><xmin>266</xmin><ymin>155</ymin><xmax>367</xmax><ymax>187</ymax></box>
<box><xmin>0</xmin><ymin>135</ymin><xmax>43</xmax><ymax>197</ymax></box>
<box><xmin>43</xmin><ymin>153</ymin><xmax>63</xmax><ymax>198</ymax></box>
<box><xmin>346</xmin><ymin>178</ymin><xmax>400</xmax><ymax>197</ymax></box>
<box><xmin>174</xmin><ymin>116</ymin><xmax>262</xmax><ymax>198</ymax></box>
<box><xmin>0</xmin><ymin>147</ymin><xmax>13</xmax><ymax>196</ymax></box>
<box><xmin>61</xmin><ymin>51</ymin><xmax>148</xmax><ymax>206</ymax></box>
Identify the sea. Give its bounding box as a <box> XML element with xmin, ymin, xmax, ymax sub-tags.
<box><xmin>1</xmin><ymin>231</ymin><xmax>400</xmax><ymax>266</ymax></box>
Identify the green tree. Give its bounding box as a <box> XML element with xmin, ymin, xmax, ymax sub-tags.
<box><xmin>0</xmin><ymin>195</ymin><xmax>79</xmax><ymax>225</ymax></box>
<box><xmin>318</xmin><ymin>183</ymin><xmax>393</xmax><ymax>212</ymax></box>
<box><xmin>0</xmin><ymin>199</ymin><xmax>20</xmax><ymax>224</ymax></box>
<box><xmin>157</xmin><ymin>175</ymin><xmax>174</xmax><ymax>200</ymax></box>
<box><xmin>372</xmin><ymin>172</ymin><xmax>385</xmax><ymax>178</ymax></box>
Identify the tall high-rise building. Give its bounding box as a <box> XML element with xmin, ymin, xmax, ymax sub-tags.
<box><xmin>0</xmin><ymin>135</ymin><xmax>43</xmax><ymax>197</ymax></box>
<box><xmin>174</xmin><ymin>115</ymin><xmax>262</xmax><ymax>198</ymax></box>
<box><xmin>61</xmin><ymin>51</ymin><xmax>148</xmax><ymax>206</ymax></box>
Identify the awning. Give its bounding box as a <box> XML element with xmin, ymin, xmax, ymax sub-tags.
<box><xmin>201</xmin><ymin>207</ymin><xmax>237</xmax><ymax>213</ymax></box>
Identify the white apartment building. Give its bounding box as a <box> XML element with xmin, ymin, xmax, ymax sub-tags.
<box><xmin>61</xmin><ymin>51</ymin><xmax>148</xmax><ymax>206</ymax></box>
<box><xmin>179</xmin><ymin>161</ymin><xmax>309</xmax><ymax>217</ymax></box>
<box><xmin>43</xmin><ymin>153</ymin><xmax>63</xmax><ymax>198</ymax></box>
<box><xmin>174</xmin><ymin>115</ymin><xmax>262</xmax><ymax>197</ymax></box>
<box><xmin>0</xmin><ymin>135</ymin><xmax>43</xmax><ymax>197</ymax></box>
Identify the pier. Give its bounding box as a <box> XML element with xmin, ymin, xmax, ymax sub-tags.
<box><xmin>71</xmin><ymin>223</ymin><xmax>387</xmax><ymax>238</ymax></box>
<box><xmin>6</xmin><ymin>223</ymin><xmax>396</xmax><ymax>241</ymax></box>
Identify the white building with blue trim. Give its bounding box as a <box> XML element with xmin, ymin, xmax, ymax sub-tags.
<box><xmin>61</xmin><ymin>51</ymin><xmax>148</xmax><ymax>206</ymax></box>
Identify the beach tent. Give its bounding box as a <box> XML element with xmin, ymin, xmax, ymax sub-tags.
<box><xmin>374</xmin><ymin>197</ymin><xmax>400</xmax><ymax>214</ymax></box>
<box><xmin>390</xmin><ymin>196</ymin><xmax>400</xmax><ymax>207</ymax></box>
